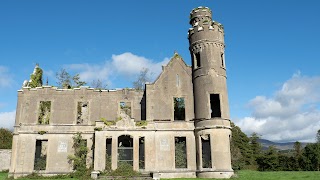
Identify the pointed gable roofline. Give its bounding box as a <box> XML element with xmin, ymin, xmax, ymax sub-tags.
<box><xmin>146</xmin><ymin>52</ymin><xmax>191</xmax><ymax>86</ymax></box>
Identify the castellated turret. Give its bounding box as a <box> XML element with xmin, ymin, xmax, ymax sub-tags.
<box><xmin>188</xmin><ymin>6</ymin><xmax>233</xmax><ymax>178</ymax></box>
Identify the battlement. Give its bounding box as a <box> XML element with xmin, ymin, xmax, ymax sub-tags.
<box><xmin>188</xmin><ymin>21</ymin><xmax>224</xmax><ymax>37</ymax></box>
<box><xmin>189</xmin><ymin>6</ymin><xmax>212</xmax><ymax>26</ymax></box>
<box><xmin>18</xmin><ymin>86</ymin><xmax>140</xmax><ymax>94</ymax></box>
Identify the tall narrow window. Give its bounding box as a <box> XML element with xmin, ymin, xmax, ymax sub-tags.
<box><xmin>195</xmin><ymin>52</ymin><xmax>201</xmax><ymax>68</ymax></box>
<box><xmin>118</xmin><ymin>135</ymin><xmax>133</xmax><ymax>167</ymax></box>
<box><xmin>34</xmin><ymin>140</ymin><xmax>48</xmax><ymax>170</ymax></box>
<box><xmin>175</xmin><ymin>137</ymin><xmax>187</xmax><ymax>168</ymax></box>
<box><xmin>77</xmin><ymin>102</ymin><xmax>89</xmax><ymax>124</ymax></box>
<box><xmin>139</xmin><ymin>137</ymin><xmax>145</xmax><ymax>169</ymax></box>
<box><xmin>210</xmin><ymin>94</ymin><xmax>221</xmax><ymax>118</ymax></box>
<box><xmin>106</xmin><ymin>138</ymin><xmax>112</xmax><ymax>171</ymax></box>
<box><xmin>176</xmin><ymin>74</ymin><xmax>180</xmax><ymax>87</ymax></box>
<box><xmin>38</xmin><ymin>101</ymin><xmax>51</xmax><ymax>124</ymax></box>
<box><xmin>120</xmin><ymin>102</ymin><xmax>132</xmax><ymax>118</ymax></box>
<box><xmin>174</xmin><ymin>97</ymin><xmax>185</xmax><ymax>120</ymax></box>
<box><xmin>201</xmin><ymin>135</ymin><xmax>212</xmax><ymax>168</ymax></box>
<box><xmin>221</xmin><ymin>53</ymin><xmax>225</xmax><ymax>67</ymax></box>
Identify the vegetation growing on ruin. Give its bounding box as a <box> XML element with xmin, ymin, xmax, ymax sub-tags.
<box><xmin>94</xmin><ymin>127</ymin><xmax>102</xmax><ymax>131</ymax></box>
<box><xmin>38</xmin><ymin>101</ymin><xmax>51</xmax><ymax>124</ymax></box>
<box><xmin>56</xmin><ymin>69</ymin><xmax>86</xmax><ymax>89</ymax></box>
<box><xmin>135</xmin><ymin>121</ymin><xmax>148</xmax><ymax>127</ymax></box>
<box><xmin>38</xmin><ymin>131</ymin><xmax>47</xmax><ymax>135</ymax></box>
<box><xmin>67</xmin><ymin>133</ymin><xmax>90</xmax><ymax>179</ymax></box>
<box><xmin>100</xmin><ymin>118</ymin><xmax>116</xmax><ymax>126</ymax></box>
<box><xmin>29</xmin><ymin>64</ymin><xmax>43</xmax><ymax>88</ymax></box>
<box><xmin>133</xmin><ymin>68</ymin><xmax>150</xmax><ymax>90</ymax></box>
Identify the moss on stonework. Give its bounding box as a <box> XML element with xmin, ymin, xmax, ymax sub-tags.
<box><xmin>100</xmin><ymin>118</ymin><xmax>116</xmax><ymax>126</ymax></box>
<box><xmin>135</xmin><ymin>121</ymin><xmax>148</xmax><ymax>127</ymax></box>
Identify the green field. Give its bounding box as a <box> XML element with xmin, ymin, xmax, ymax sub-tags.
<box><xmin>1</xmin><ymin>170</ymin><xmax>320</xmax><ymax>180</ymax></box>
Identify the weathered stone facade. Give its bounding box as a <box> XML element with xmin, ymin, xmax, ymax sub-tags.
<box><xmin>9</xmin><ymin>6</ymin><xmax>233</xmax><ymax>179</ymax></box>
<box><xmin>0</xmin><ymin>149</ymin><xmax>11</xmax><ymax>171</ymax></box>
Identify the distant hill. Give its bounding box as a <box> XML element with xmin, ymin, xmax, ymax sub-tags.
<box><xmin>258</xmin><ymin>139</ymin><xmax>310</xmax><ymax>150</ymax></box>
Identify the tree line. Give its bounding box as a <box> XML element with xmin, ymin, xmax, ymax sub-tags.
<box><xmin>231</xmin><ymin>123</ymin><xmax>320</xmax><ymax>171</ymax></box>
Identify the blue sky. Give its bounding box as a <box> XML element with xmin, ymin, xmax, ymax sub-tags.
<box><xmin>1</xmin><ymin>0</ymin><xmax>320</xmax><ymax>142</ymax></box>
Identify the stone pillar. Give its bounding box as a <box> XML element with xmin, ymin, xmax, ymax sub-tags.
<box><xmin>111</xmin><ymin>136</ymin><xmax>118</xmax><ymax>170</ymax></box>
<box><xmin>93</xmin><ymin>132</ymin><xmax>105</xmax><ymax>171</ymax></box>
<box><xmin>133</xmin><ymin>136</ymin><xmax>139</xmax><ymax>171</ymax></box>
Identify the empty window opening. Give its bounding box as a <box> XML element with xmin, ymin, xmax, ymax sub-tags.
<box><xmin>175</xmin><ymin>137</ymin><xmax>187</xmax><ymax>168</ymax></box>
<box><xmin>120</xmin><ymin>102</ymin><xmax>132</xmax><ymax>119</ymax></box>
<box><xmin>34</xmin><ymin>140</ymin><xmax>48</xmax><ymax>170</ymax></box>
<box><xmin>176</xmin><ymin>74</ymin><xmax>180</xmax><ymax>87</ymax></box>
<box><xmin>195</xmin><ymin>52</ymin><xmax>201</xmax><ymax>68</ymax></box>
<box><xmin>201</xmin><ymin>135</ymin><xmax>212</xmax><ymax>168</ymax></box>
<box><xmin>106</xmin><ymin>138</ymin><xmax>112</xmax><ymax>171</ymax></box>
<box><xmin>38</xmin><ymin>101</ymin><xmax>51</xmax><ymax>124</ymax></box>
<box><xmin>221</xmin><ymin>53</ymin><xmax>225</xmax><ymax>67</ymax></box>
<box><xmin>210</xmin><ymin>94</ymin><xmax>221</xmax><ymax>118</ymax></box>
<box><xmin>118</xmin><ymin>135</ymin><xmax>133</xmax><ymax>167</ymax></box>
<box><xmin>77</xmin><ymin>102</ymin><xmax>89</xmax><ymax>124</ymax></box>
<box><xmin>139</xmin><ymin>137</ymin><xmax>145</xmax><ymax>169</ymax></box>
<box><xmin>174</xmin><ymin>97</ymin><xmax>185</xmax><ymax>120</ymax></box>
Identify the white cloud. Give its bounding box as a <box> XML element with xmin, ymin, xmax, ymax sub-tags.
<box><xmin>66</xmin><ymin>52</ymin><xmax>169</xmax><ymax>87</ymax></box>
<box><xmin>235</xmin><ymin>72</ymin><xmax>320</xmax><ymax>142</ymax></box>
<box><xmin>111</xmin><ymin>52</ymin><xmax>169</xmax><ymax>79</ymax></box>
<box><xmin>0</xmin><ymin>66</ymin><xmax>14</xmax><ymax>87</ymax></box>
<box><xmin>0</xmin><ymin>110</ymin><xmax>16</xmax><ymax>130</ymax></box>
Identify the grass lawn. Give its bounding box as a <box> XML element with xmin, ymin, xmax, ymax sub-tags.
<box><xmin>0</xmin><ymin>172</ymin><xmax>77</xmax><ymax>180</ymax></box>
<box><xmin>162</xmin><ymin>170</ymin><xmax>320</xmax><ymax>180</ymax></box>
<box><xmin>1</xmin><ymin>170</ymin><xmax>320</xmax><ymax>180</ymax></box>
<box><xmin>235</xmin><ymin>170</ymin><xmax>320</xmax><ymax>180</ymax></box>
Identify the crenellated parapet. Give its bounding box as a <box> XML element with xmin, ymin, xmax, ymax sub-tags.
<box><xmin>18</xmin><ymin>86</ymin><xmax>143</xmax><ymax>95</ymax></box>
<box><xmin>188</xmin><ymin>7</ymin><xmax>224</xmax><ymax>46</ymax></box>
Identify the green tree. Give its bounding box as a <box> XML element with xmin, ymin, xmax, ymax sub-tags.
<box><xmin>230</xmin><ymin>122</ymin><xmax>252</xmax><ymax>169</ymax></box>
<box><xmin>317</xmin><ymin>129</ymin><xmax>320</xmax><ymax>143</ymax></box>
<box><xmin>250</xmin><ymin>132</ymin><xmax>262</xmax><ymax>164</ymax></box>
<box><xmin>133</xmin><ymin>68</ymin><xmax>150</xmax><ymax>90</ymax></box>
<box><xmin>293</xmin><ymin>141</ymin><xmax>303</xmax><ymax>170</ymax></box>
<box><xmin>0</xmin><ymin>128</ymin><xmax>13</xmax><ymax>149</ymax></box>
<box><xmin>29</xmin><ymin>64</ymin><xmax>43</xmax><ymax>88</ymax></box>
<box><xmin>56</xmin><ymin>69</ymin><xmax>86</xmax><ymax>89</ymax></box>
<box><xmin>302</xmin><ymin>143</ymin><xmax>320</xmax><ymax>171</ymax></box>
<box><xmin>257</xmin><ymin>146</ymin><xmax>279</xmax><ymax>171</ymax></box>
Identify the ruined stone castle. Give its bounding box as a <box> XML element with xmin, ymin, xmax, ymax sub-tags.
<box><xmin>9</xmin><ymin>6</ymin><xmax>234</xmax><ymax>179</ymax></box>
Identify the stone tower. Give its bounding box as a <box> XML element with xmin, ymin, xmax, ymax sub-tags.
<box><xmin>188</xmin><ymin>7</ymin><xmax>234</xmax><ymax>178</ymax></box>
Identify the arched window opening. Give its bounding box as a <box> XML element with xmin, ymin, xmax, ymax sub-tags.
<box><xmin>118</xmin><ymin>135</ymin><xmax>133</xmax><ymax>167</ymax></box>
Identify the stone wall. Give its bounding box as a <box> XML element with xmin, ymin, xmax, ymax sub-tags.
<box><xmin>0</xmin><ymin>149</ymin><xmax>11</xmax><ymax>171</ymax></box>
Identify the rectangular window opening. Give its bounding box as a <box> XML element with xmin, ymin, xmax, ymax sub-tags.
<box><xmin>77</xmin><ymin>102</ymin><xmax>89</xmax><ymax>124</ymax></box>
<box><xmin>38</xmin><ymin>101</ymin><xmax>51</xmax><ymax>124</ymax></box>
<box><xmin>106</xmin><ymin>138</ymin><xmax>112</xmax><ymax>171</ymax></box>
<box><xmin>201</xmin><ymin>135</ymin><xmax>212</xmax><ymax>168</ymax></box>
<box><xmin>120</xmin><ymin>102</ymin><xmax>132</xmax><ymax>118</ymax></box>
<box><xmin>174</xmin><ymin>97</ymin><xmax>185</xmax><ymax>121</ymax></box>
<box><xmin>195</xmin><ymin>53</ymin><xmax>201</xmax><ymax>68</ymax></box>
<box><xmin>139</xmin><ymin>137</ymin><xmax>145</xmax><ymax>169</ymax></box>
<box><xmin>210</xmin><ymin>94</ymin><xmax>221</xmax><ymax>118</ymax></box>
<box><xmin>175</xmin><ymin>137</ymin><xmax>187</xmax><ymax>168</ymax></box>
<box><xmin>34</xmin><ymin>140</ymin><xmax>48</xmax><ymax>170</ymax></box>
